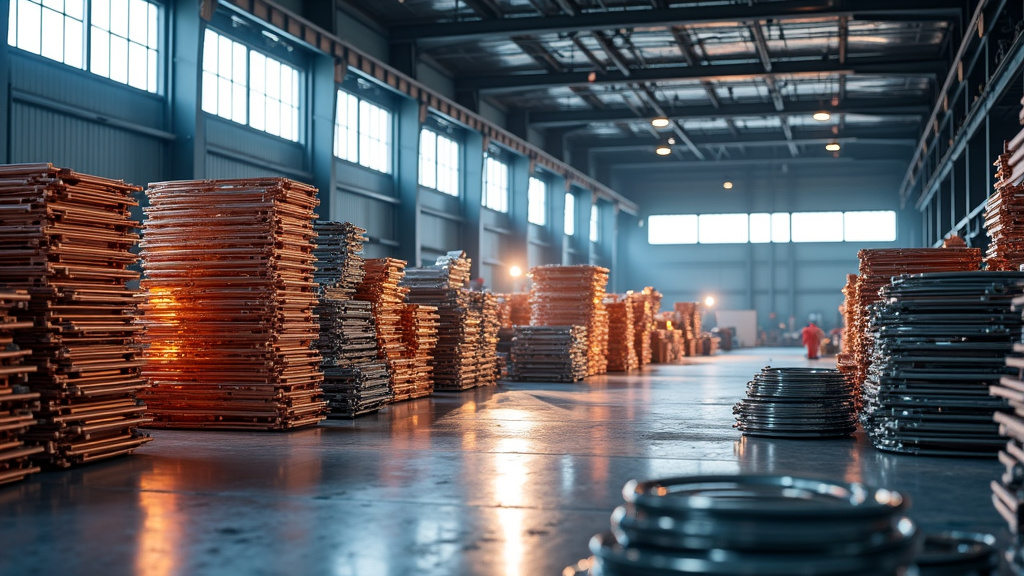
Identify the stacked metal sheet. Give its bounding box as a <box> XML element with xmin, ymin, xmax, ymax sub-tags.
<box><xmin>984</xmin><ymin>127</ymin><xmax>1024</xmax><ymax>270</ymax></box>
<box><xmin>992</xmin><ymin>291</ymin><xmax>1024</xmax><ymax>570</ymax></box>
<box><xmin>586</xmin><ymin>475</ymin><xmax>917</xmax><ymax>576</ymax></box>
<box><xmin>734</xmin><ymin>367</ymin><xmax>857</xmax><ymax>438</ymax></box>
<box><xmin>529</xmin><ymin>265</ymin><xmax>609</xmax><ymax>376</ymax></box>
<box><xmin>496</xmin><ymin>292</ymin><xmax>531</xmax><ymax>328</ymax></box>
<box><xmin>356</xmin><ymin>258</ymin><xmax>416</xmax><ymax>399</ymax></box>
<box><xmin>673</xmin><ymin>302</ymin><xmax>702</xmax><ymax>357</ymax></box>
<box><xmin>509</xmin><ymin>325</ymin><xmax>588</xmax><ymax>382</ymax></box>
<box><xmin>396</xmin><ymin>303</ymin><xmax>438</xmax><ymax>401</ymax></box>
<box><xmin>846</xmin><ymin>244</ymin><xmax>982</xmax><ymax>411</ymax></box>
<box><xmin>138</xmin><ymin>178</ymin><xmax>327</xmax><ymax>430</ymax></box>
<box><xmin>606</xmin><ymin>298</ymin><xmax>638</xmax><ymax>372</ymax></box>
<box><xmin>630</xmin><ymin>287</ymin><xmax>660</xmax><ymax>367</ymax></box>
<box><xmin>404</xmin><ymin>251</ymin><xmax>489</xmax><ymax>391</ymax></box>
<box><xmin>470</xmin><ymin>291</ymin><xmax>500</xmax><ymax>385</ymax></box>
<box><xmin>313</xmin><ymin>220</ymin><xmax>366</xmax><ymax>298</ymax></box>
<box><xmin>861</xmin><ymin>271</ymin><xmax>1024</xmax><ymax>456</ymax></box>
<box><xmin>0</xmin><ymin>290</ymin><xmax>42</xmax><ymax>484</ymax></box>
<box><xmin>0</xmin><ymin>163</ymin><xmax>152</xmax><ymax>466</ymax></box>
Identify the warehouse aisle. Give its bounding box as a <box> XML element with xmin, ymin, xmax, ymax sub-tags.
<box><xmin>0</xmin><ymin>347</ymin><xmax>1005</xmax><ymax>576</ymax></box>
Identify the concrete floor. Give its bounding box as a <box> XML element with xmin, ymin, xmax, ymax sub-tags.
<box><xmin>0</xmin><ymin>347</ymin><xmax>1008</xmax><ymax>576</ymax></box>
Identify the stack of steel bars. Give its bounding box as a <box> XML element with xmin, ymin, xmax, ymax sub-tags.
<box><xmin>0</xmin><ymin>163</ymin><xmax>152</xmax><ymax>465</ymax></box>
<box><xmin>0</xmin><ymin>290</ymin><xmax>42</xmax><ymax>484</ymax></box>
<box><xmin>509</xmin><ymin>325</ymin><xmax>588</xmax><ymax>382</ymax></box>
<box><xmin>138</xmin><ymin>178</ymin><xmax>326</xmax><ymax>430</ymax></box>
<box><xmin>529</xmin><ymin>265</ymin><xmax>609</xmax><ymax>376</ymax></box>
<box><xmin>355</xmin><ymin>257</ymin><xmax>416</xmax><ymax>400</ymax></box>
<box><xmin>470</xmin><ymin>291</ymin><xmax>500</xmax><ymax>385</ymax></box>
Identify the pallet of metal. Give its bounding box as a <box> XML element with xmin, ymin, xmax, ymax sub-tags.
<box><xmin>138</xmin><ymin>178</ymin><xmax>327</xmax><ymax>430</ymax></box>
<box><xmin>355</xmin><ymin>257</ymin><xmax>416</xmax><ymax>401</ymax></box>
<box><xmin>313</xmin><ymin>220</ymin><xmax>366</xmax><ymax>299</ymax></box>
<box><xmin>0</xmin><ymin>163</ymin><xmax>152</xmax><ymax>467</ymax></box>
<box><xmin>0</xmin><ymin>290</ymin><xmax>43</xmax><ymax>484</ymax></box>
<box><xmin>985</xmin><ymin>124</ymin><xmax>1024</xmax><ymax>271</ymax></box>
<box><xmin>631</xmin><ymin>287</ymin><xmax>660</xmax><ymax>367</ymax></box>
<box><xmin>496</xmin><ymin>292</ymin><xmax>531</xmax><ymax>329</ymax></box>
<box><xmin>672</xmin><ymin>302</ymin><xmax>702</xmax><ymax>356</ymax></box>
<box><xmin>529</xmin><ymin>265</ymin><xmax>610</xmax><ymax>376</ymax></box>
<box><xmin>735</xmin><ymin>367</ymin><xmax>857</xmax><ymax>438</ymax></box>
<box><xmin>469</xmin><ymin>291</ymin><xmax>500</xmax><ymax>385</ymax></box>
<box><xmin>606</xmin><ymin>296</ymin><xmax>638</xmax><ymax>372</ymax></box>
<box><xmin>509</xmin><ymin>325</ymin><xmax>588</xmax><ymax>382</ymax></box>
<box><xmin>990</xmin><ymin>288</ymin><xmax>1024</xmax><ymax>570</ymax></box>
<box><xmin>396</xmin><ymin>303</ymin><xmax>439</xmax><ymax>401</ymax></box>
<box><xmin>862</xmin><ymin>271</ymin><xmax>1024</xmax><ymax>456</ymax></box>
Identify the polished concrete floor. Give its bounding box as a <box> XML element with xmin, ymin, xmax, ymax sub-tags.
<box><xmin>0</xmin><ymin>347</ymin><xmax>1008</xmax><ymax>576</ymax></box>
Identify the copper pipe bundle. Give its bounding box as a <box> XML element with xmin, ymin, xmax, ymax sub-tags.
<box><xmin>0</xmin><ymin>163</ymin><xmax>152</xmax><ymax>465</ymax></box>
<box><xmin>630</xmin><ymin>287</ymin><xmax>661</xmax><ymax>367</ymax></box>
<box><xmin>313</xmin><ymin>221</ymin><xmax>390</xmax><ymax>417</ymax></box>
<box><xmin>985</xmin><ymin>127</ymin><xmax>1024</xmax><ymax>270</ymax></box>
<box><xmin>509</xmin><ymin>325</ymin><xmax>588</xmax><ymax>382</ymax></box>
<box><xmin>529</xmin><ymin>265</ymin><xmax>610</xmax><ymax>376</ymax></box>
<box><xmin>138</xmin><ymin>178</ymin><xmax>327</xmax><ymax>430</ymax></box>
<box><xmin>0</xmin><ymin>290</ymin><xmax>43</xmax><ymax>484</ymax></box>
<box><xmin>842</xmin><ymin>244</ymin><xmax>981</xmax><ymax>410</ymax></box>
<box><xmin>396</xmin><ymin>304</ymin><xmax>439</xmax><ymax>401</ymax></box>
<box><xmin>606</xmin><ymin>297</ymin><xmax>638</xmax><ymax>372</ymax></box>
<box><xmin>355</xmin><ymin>257</ymin><xmax>416</xmax><ymax>400</ymax></box>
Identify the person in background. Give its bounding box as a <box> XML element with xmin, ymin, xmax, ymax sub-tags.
<box><xmin>801</xmin><ymin>321</ymin><xmax>824</xmax><ymax>360</ymax></box>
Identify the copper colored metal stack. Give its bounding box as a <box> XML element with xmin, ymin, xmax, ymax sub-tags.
<box><xmin>397</xmin><ymin>304</ymin><xmax>439</xmax><ymax>401</ymax></box>
<box><xmin>138</xmin><ymin>178</ymin><xmax>327</xmax><ymax>430</ymax></box>
<box><xmin>356</xmin><ymin>258</ymin><xmax>416</xmax><ymax>400</ymax></box>
<box><xmin>844</xmin><ymin>244</ymin><xmax>981</xmax><ymax>410</ymax></box>
<box><xmin>470</xmin><ymin>291</ymin><xmax>500</xmax><ymax>385</ymax></box>
<box><xmin>313</xmin><ymin>221</ymin><xmax>390</xmax><ymax>418</ymax></box>
<box><xmin>504</xmin><ymin>293</ymin><xmax>532</xmax><ymax>328</ymax></box>
<box><xmin>509</xmin><ymin>325</ymin><xmax>588</xmax><ymax>382</ymax></box>
<box><xmin>0</xmin><ymin>163</ymin><xmax>152</xmax><ymax>466</ymax></box>
<box><xmin>673</xmin><ymin>302</ymin><xmax>702</xmax><ymax>357</ymax></box>
<box><xmin>529</xmin><ymin>265</ymin><xmax>610</xmax><ymax>376</ymax></box>
<box><xmin>631</xmin><ymin>287</ymin><xmax>661</xmax><ymax>367</ymax></box>
<box><xmin>985</xmin><ymin>126</ymin><xmax>1024</xmax><ymax>270</ymax></box>
<box><xmin>0</xmin><ymin>290</ymin><xmax>42</xmax><ymax>484</ymax></box>
<box><xmin>404</xmin><ymin>251</ymin><xmax>488</xmax><ymax>391</ymax></box>
<box><xmin>606</xmin><ymin>297</ymin><xmax>638</xmax><ymax>372</ymax></box>
<box><xmin>651</xmin><ymin>326</ymin><xmax>684</xmax><ymax>363</ymax></box>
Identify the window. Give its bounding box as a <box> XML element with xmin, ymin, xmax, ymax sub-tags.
<box><xmin>528</xmin><ymin>177</ymin><xmax>547</xmax><ymax>225</ymax></box>
<box><xmin>844</xmin><ymin>211</ymin><xmax>896</xmax><ymax>242</ymax></box>
<box><xmin>791</xmin><ymin>212</ymin><xmax>844</xmax><ymax>243</ymax></box>
<box><xmin>590</xmin><ymin>204</ymin><xmax>599</xmax><ymax>242</ymax></box>
<box><xmin>648</xmin><ymin>215</ymin><xmax>698</xmax><ymax>245</ymax></box>
<box><xmin>9</xmin><ymin>0</ymin><xmax>160</xmax><ymax>93</ymax></box>
<box><xmin>771</xmin><ymin>212</ymin><xmax>791</xmax><ymax>243</ymax></box>
<box><xmin>564</xmin><ymin>192</ymin><xmax>576</xmax><ymax>236</ymax></box>
<box><xmin>202</xmin><ymin>28</ymin><xmax>300</xmax><ymax>141</ymax></box>
<box><xmin>749</xmin><ymin>213</ymin><xmax>790</xmax><ymax>243</ymax></box>
<box><xmin>418</xmin><ymin>128</ymin><xmax>460</xmax><ymax>196</ymax></box>
<box><xmin>335</xmin><ymin>90</ymin><xmax>392</xmax><ymax>174</ymax></box>
<box><xmin>482</xmin><ymin>156</ymin><xmax>509</xmax><ymax>213</ymax></box>
<box><xmin>699</xmin><ymin>213</ymin><xmax>748</xmax><ymax>243</ymax></box>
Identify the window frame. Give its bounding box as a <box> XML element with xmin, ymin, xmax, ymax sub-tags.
<box><xmin>335</xmin><ymin>87</ymin><xmax>394</xmax><ymax>174</ymax></box>
<box><xmin>418</xmin><ymin>125</ymin><xmax>461</xmax><ymax>197</ymax></box>
<box><xmin>527</xmin><ymin>176</ymin><xmax>547</xmax><ymax>226</ymax></box>
<box><xmin>564</xmin><ymin>192</ymin><xmax>576</xmax><ymax>236</ymax></box>
<box><xmin>647</xmin><ymin>210</ymin><xmax>896</xmax><ymax>245</ymax></box>
<box><xmin>482</xmin><ymin>154</ymin><xmax>510</xmax><ymax>213</ymax></box>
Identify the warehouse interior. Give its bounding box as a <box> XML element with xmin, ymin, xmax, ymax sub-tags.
<box><xmin>3</xmin><ymin>0</ymin><xmax>1024</xmax><ymax>574</ymax></box>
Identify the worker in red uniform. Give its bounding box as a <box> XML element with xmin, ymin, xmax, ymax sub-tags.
<box><xmin>801</xmin><ymin>321</ymin><xmax>824</xmax><ymax>359</ymax></box>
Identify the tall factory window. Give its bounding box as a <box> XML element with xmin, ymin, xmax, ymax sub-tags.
<box><xmin>648</xmin><ymin>211</ymin><xmax>893</xmax><ymax>244</ymax></box>
<box><xmin>564</xmin><ymin>192</ymin><xmax>576</xmax><ymax>236</ymax></box>
<box><xmin>335</xmin><ymin>90</ymin><xmax>392</xmax><ymax>174</ymax></box>
<box><xmin>791</xmin><ymin>212</ymin><xmax>844</xmax><ymax>243</ymax></box>
<box><xmin>699</xmin><ymin>213</ymin><xmax>748</xmax><ymax>243</ymax></box>
<box><xmin>749</xmin><ymin>213</ymin><xmax>790</xmax><ymax>243</ymax></box>
<box><xmin>9</xmin><ymin>0</ymin><xmax>160</xmax><ymax>93</ymax></box>
<box><xmin>647</xmin><ymin>215</ymin><xmax>698</xmax><ymax>244</ymax></box>
<box><xmin>527</xmin><ymin>177</ymin><xmax>547</xmax><ymax>225</ymax></box>
<box><xmin>418</xmin><ymin>128</ymin><xmax>460</xmax><ymax>196</ymax></box>
<box><xmin>843</xmin><ymin>211</ymin><xmax>897</xmax><ymax>242</ymax></box>
<box><xmin>202</xmin><ymin>28</ymin><xmax>301</xmax><ymax>141</ymax></box>
<box><xmin>482</xmin><ymin>156</ymin><xmax>510</xmax><ymax>213</ymax></box>
<box><xmin>590</xmin><ymin>204</ymin><xmax>599</xmax><ymax>242</ymax></box>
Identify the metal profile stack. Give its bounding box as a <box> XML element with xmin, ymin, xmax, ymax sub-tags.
<box><xmin>0</xmin><ymin>163</ymin><xmax>152</xmax><ymax>466</ymax></box>
<box><xmin>0</xmin><ymin>290</ymin><xmax>42</xmax><ymax>484</ymax></box>
<box><xmin>404</xmin><ymin>251</ymin><xmax>488</xmax><ymax>391</ymax></box>
<box><xmin>138</xmin><ymin>178</ymin><xmax>327</xmax><ymax>430</ymax></box>
<box><xmin>673</xmin><ymin>302</ymin><xmax>702</xmax><ymax>357</ymax></box>
<box><xmin>529</xmin><ymin>265</ymin><xmax>609</xmax><ymax>376</ymax></box>
<box><xmin>862</xmin><ymin>271</ymin><xmax>1024</xmax><ymax>456</ymax></box>
<box><xmin>631</xmin><ymin>287</ymin><xmax>661</xmax><ymax>367</ymax></box>
<box><xmin>606</xmin><ymin>297</ymin><xmax>638</xmax><ymax>372</ymax></box>
<box><xmin>497</xmin><ymin>293</ymin><xmax>531</xmax><ymax>328</ymax></box>
<box><xmin>397</xmin><ymin>304</ymin><xmax>439</xmax><ymax>401</ymax></box>
<box><xmin>734</xmin><ymin>367</ymin><xmax>857</xmax><ymax>438</ymax></box>
<box><xmin>355</xmin><ymin>258</ymin><xmax>416</xmax><ymax>400</ymax></box>
<box><xmin>509</xmin><ymin>325</ymin><xmax>588</xmax><ymax>382</ymax></box>
<box><xmin>470</xmin><ymin>291</ymin><xmax>500</xmax><ymax>385</ymax></box>
<box><xmin>993</xmin><ymin>292</ymin><xmax>1024</xmax><ymax>570</ymax></box>
<box><xmin>984</xmin><ymin>126</ymin><xmax>1024</xmax><ymax>271</ymax></box>
<box><xmin>845</xmin><ymin>243</ymin><xmax>981</xmax><ymax>410</ymax></box>
<box><xmin>313</xmin><ymin>221</ymin><xmax>390</xmax><ymax>418</ymax></box>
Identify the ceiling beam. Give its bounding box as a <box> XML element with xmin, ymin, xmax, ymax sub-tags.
<box><xmin>528</xmin><ymin>98</ymin><xmax>931</xmax><ymax>126</ymax></box>
<box><xmin>458</xmin><ymin>56</ymin><xmax>944</xmax><ymax>93</ymax></box>
<box><xmin>635</xmin><ymin>84</ymin><xmax>705</xmax><ymax>160</ymax></box>
<box><xmin>390</xmin><ymin>0</ymin><xmax>963</xmax><ymax>43</ymax></box>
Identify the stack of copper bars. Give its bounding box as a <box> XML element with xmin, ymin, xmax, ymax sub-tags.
<box><xmin>355</xmin><ymin>258</ymin><xmax>416</xmax><ymax>400</ymax></box>
<box><xmin>313</xmin><ymin>221</ymin><xmax>390</xmax><ymax>417</ymax></box>
<box><xmin>404</xmin><ymin>251</ymin><xmax>487</xmax><ymax>390</ymax></box>
<box><xmin>0</xmin><ymin>290</ymin><xmax>42</xmax><ymax>484</ymax></box>
<box><xmin>396</xmin><ymin>303</ymin><xmax>439</xmax><ymax>401</ymax></box>
<box><xmin>837</xmin><ymin>274</ymin><xmax>860</xmax><ymax>402</ymax></box>
<box><xmin>993</xmin><ymin>292</ymin><xmax>1024</xmax><ymax>569</ymax></box>
<box><xmin>0</xmin><ymin>163</ymin><xmax>151</xmax><ymax>466</ymax></box>
<box><xmin>509</xmin><ymin>325</ymin><xmax>588</xmax><ymax>382</ymax></box>
<box><xmin>470</xmin><ymin>291</ymin><xmax>500</xmax><ymax>384</ymax></box>
<box><xmin>845</xmin><ymin>242</ymin><xmax>981</xmax><ymax>410</ymax></box>
<box><xmin>651</xmin><ymin>327</ymin><xmax>684</xmax><ymax>364</ymax></box>
<box><xmin>673</xmin><ymin>302</ymin><xmax>702</xmax><ymax>357</ymax></box>
<box><xmin>606</xmin><ymin>297</ymin><xmax>638</xmax><ymax>372</ymax></box>
<box><xmin>985</xmin><ymin>126</ymin><xmax>1024</xmax><ymax>270</ymax></box>
<box><xmin>138</xmin><ymin>178</ymin><xmax>327</xmax><ymax>430</ymax></box>
<box><xmin>631</xmin><ymin>287</ymin><xmax>661</xmax><ymax>367</ymax></box>
<box><xmin>529</xmin><ymin>265</ymin><xmax>610</xmax><ymax>376</ymax></box>
<box><xmin>496</xmin><ymin>292</ymin><xmax>531</xmax><ymax>328</ymax></box>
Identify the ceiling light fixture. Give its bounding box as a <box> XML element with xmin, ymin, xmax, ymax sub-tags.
<box><xmin>651</xmin><ymin>117</ymin><xmax>670</xmax><ymax>128</ymax></box>
<box><xmin>825</xmin><ymin>142</ymin><xmax>841</xmax><ymax>152</ymax></box>
<box><xmin>655</xmin><ymin>145</ymin><xmax>672</xmax><ymax>156</ymax></box>
<box><xmin>813</xmin><ymin>111</ymin><xmax>831</xmax><ymax>121</ymax></box>
<box><xmin>667</xmin><ymin>137</ymin><xmax>676</xmax><ymax>145</ymax></box>
<box><xmin>723</xmin><ymin>181</ymin><xmax>734</xmax><ymax>190</ymax></box>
